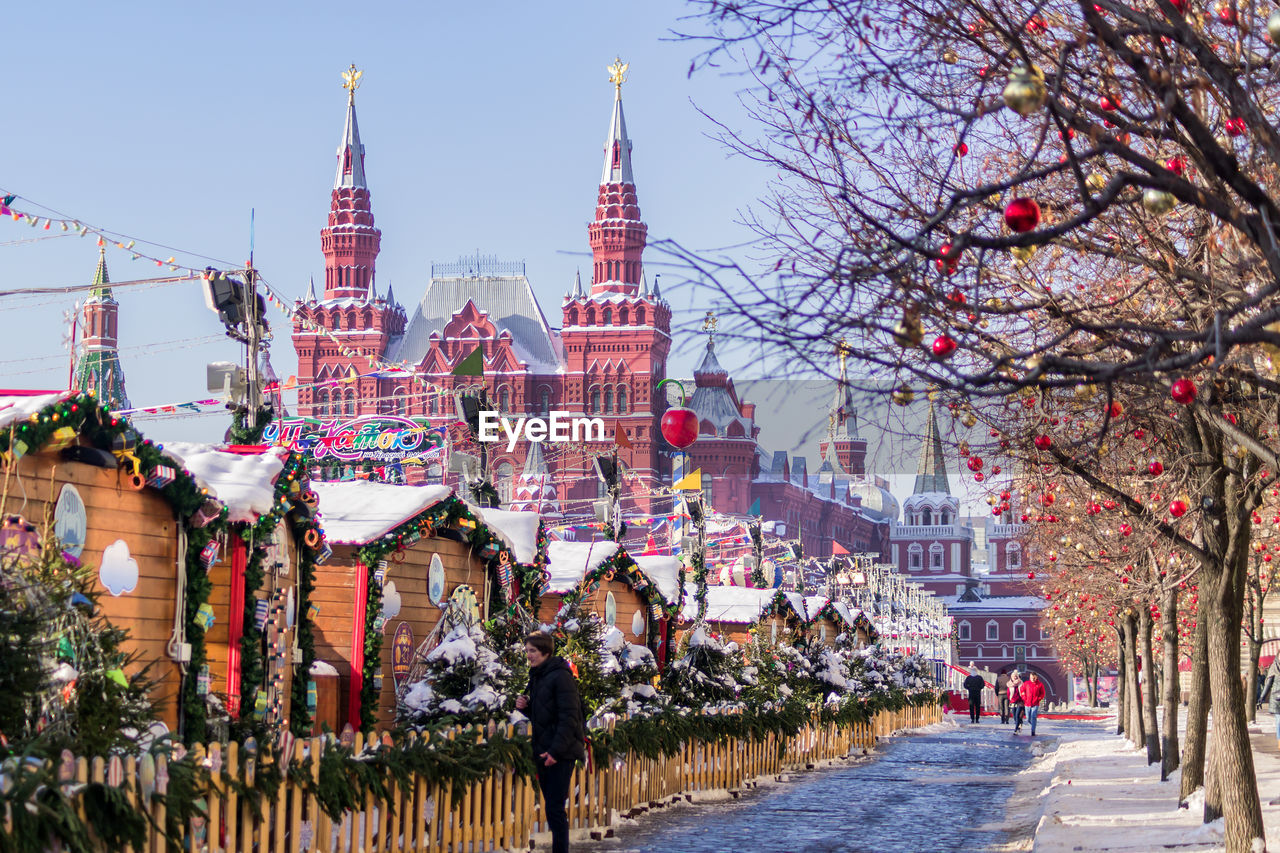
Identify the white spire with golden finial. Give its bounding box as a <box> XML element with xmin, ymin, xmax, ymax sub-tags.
<box><xmin>335</xmin><ymin>64</ymin><xmax>367</xmax><ymax>190</ymax></box>
<box><xmin>601</xmin><ymin>57</ymin><xmax>635</xmax><ymax>185</ymax></box>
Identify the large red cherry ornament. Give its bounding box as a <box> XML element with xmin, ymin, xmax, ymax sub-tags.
<box><xmin>1004</xmin><ymin>197</ymin><xmax>1041</xmax><ymax>232</ymax></box>
<box><xmin>657</xmin><ymin>379</ymin><xmax>699</xmax><ymax>449</ymax></box>
<box><xmin>1170</xmin><ymin>499</ymin><xmax>1188</xmax><ymax>518</ymax></box>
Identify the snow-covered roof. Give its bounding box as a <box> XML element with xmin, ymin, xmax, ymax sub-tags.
<box><xmin>161</xmin><ymin>443</ymin><xmax>289</xmax><ymax>523</ymax></box>
<box><xmin>0</xmin><ymin>391</ymin><xmax>75</xmax><ymax>431</ymax></box>
<box><xmin>803</xmin><ymin>595</ymin><xmax>831</xmax><ymax>621</ymax></box>
<box><xmin>831</xmin><ymin>602</ymin><xmax>867</xmax><ymax>629</ymax></box>
<box><xmin>545</xmin><ymin>541</ymin><xmax>620</xmax><ymax>594</ymax></box>
<box><xmin>680</xmin><ymin>585</ymin><xmax>777</xmax><ymax>624</ymax></box>
<box><xmin>631</xmin><ymin>554</ymin><xmax>682</xmax><ymax>605</ymax></box>
<box><xmin>468</xmin><ymin>505</ymin><xmax>541</xmax><ymax>564</ymax></box>
<box><xmin>942</xmin><ymin>595</ymin><xmax>1048</xmax><ymax>612</ymax></box>
<box><xmin>312</xmin><ymin>481</ymin><xmax>452</xmax><ymax>545</ymax></box>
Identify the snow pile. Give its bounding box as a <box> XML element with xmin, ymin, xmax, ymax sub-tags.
<box><xmin>312</xmin><ymin>480</ymin><xmax>451</xmax><ymax>544</ymax></box>
<box><xmin>161</xmin><ymin>442</ymin><xmax>288</xmax><ymax>522</ymax></box>
<box><xmin>0</xmin><ymin>392</ymin><xmax>75</xmax><ymax>431</ymax></box>
<box><xmin>631</xmin><ymin>555</ymin><xmax>683</xmax><ymax>605</ymax></box>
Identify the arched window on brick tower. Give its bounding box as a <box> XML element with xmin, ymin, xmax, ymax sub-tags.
<box><xmin>617</xmin><ymin>386</ymin><xmax>628</xmax><ymax>414</ymax></box>
<box><xmin>539</xmin><ymin>387</ymin><xmax>552</xmax><ymax>415</ymax></box>
<box><xmin>589</xmin><ymin>386</ymin><xmax>601</xmax><ymax>414</ymax></box>
<box><xmin>498</xmin><ymin>386</ymin><xmax>511</xmax><ymax>413</ymax></box>
<box><xmin>394</xmin><ymin>387</ymin><xmax>408</xmax><ymax>416</ymax></box>
<box><xmin>603</xmin><ymin>307</ymin><xmax>612</xmax><ymax>325</ymax></box>
<box><xmin>344</xmin><ymin>389</ymin><xmax>355</xmax><ymax>417</ymax></box>
<box><xmin>603</xmin><ymin>387</ymin><xmax>614</xmax><ymax>414</ymax></box>
<box><xmin>317</xmin><ymin>389</ymin><xmax>330</xmax><ymax>417</ymax></box>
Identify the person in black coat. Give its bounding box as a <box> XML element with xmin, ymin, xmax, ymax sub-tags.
<box><xmin>963</xmin><ymin>664</ymin><xmax>986</xmax><ymax>723</ymax></box>
<box><xmin>516</xmin><ymin>631</ymin><xmax>586</xmax><ymax>853</ymax></box>
<box><xmin>995</xmin><ymin>668</ymin><xmax>1012</xmax><ymax>724</ymax></box>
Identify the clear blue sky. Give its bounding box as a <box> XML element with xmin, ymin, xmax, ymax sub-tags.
<box><xmin>0</xmin><ymin>1</ymin><xmax>774</xmax><ymax>442</ymax></box>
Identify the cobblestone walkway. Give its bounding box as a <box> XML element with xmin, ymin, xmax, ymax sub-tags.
<box><xmin>577</xmin><ymin>718</ymin><xmax>1084</xmax><ymax>853</ymax></box>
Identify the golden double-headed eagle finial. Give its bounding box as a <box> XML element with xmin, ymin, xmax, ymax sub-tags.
<box><xmin>342</xmin><ymin>64</ymin><xmax>363</xmax><ymax>102</ymax></box>
<box><xmin>607</xmin><ymin>57</ymin><xmax>629</xmax><ymax>93</ymax></box>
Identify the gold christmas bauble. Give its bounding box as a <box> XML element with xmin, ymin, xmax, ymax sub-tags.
<box><xmin>1085</xmin><ymin>172</ymin><xmax>1107</xmax><ymax>193</ymax></box>
<box><xmin>1011</xmin><ymin>245</ymin><xmax>1038</xmax><ymax>264</ymax></box>
<box><xmin>1269</xmin><ymin>9</ymin><xmax>1280</xmax><ymax>44</ymax></box>
<box><xmin>891</xmin><ymin>385</ymin><xmax>915</xmax><ymax>406</ymax></box>
<box><xmin>1003</xmin><ymin>64</ymin><xmax>1047</xmax><ymax>116</ymax></box>
<box><xmin>1142</xmin><ymin>188</ymin><xmax>1177</xmax><ymax>215</ymax></box>
<box><xmin>892</xmin><ymin>314</ymin><xmax>924</xmax><ymax>348</ymax></box>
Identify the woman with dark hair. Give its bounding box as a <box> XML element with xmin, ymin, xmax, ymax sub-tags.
<box><xmin>515</xmin><ymin>631</ymin><xmax>586</xmax><ymax>853</ymax></box>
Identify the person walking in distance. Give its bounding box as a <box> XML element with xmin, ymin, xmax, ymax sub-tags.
<box><xmin>962</xmin><ymin>663</ymin><xmax>986</xmax><ymax>724</ymax></box>
<box><xmin>995</xmin><ymin>667</ymin><xmax>1012</xmax><ymax>725</ymax></box>
<box><xmin>1009</xmin><ymin>670</ymin><xmax>1026</xmax><ymax>733</ymax></box>
<box><xmin>1020</xmin><ymin>672</ymin><xmax>1047</xmax><ymax>736</ymax></box>
<box><xmin>1263</xmin><ymin>657</ymin><xmax>1280</xmax><ymax>749</ymax></box>
<box><xmin>515</xmin><ymin>632</ymin><xmax>586</xmax><ymax>853</ymax></box>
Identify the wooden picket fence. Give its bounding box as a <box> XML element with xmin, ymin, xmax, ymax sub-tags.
<box><xmin>48</xmin><ymin>701</ymin><xmax>940</xmax><ymax>853</ymax></box>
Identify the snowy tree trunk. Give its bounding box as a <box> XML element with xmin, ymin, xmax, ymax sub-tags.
<box><xmin>1139</xmin><ymin>608</ymin><xmax>1161</xmax><ymax>765</ymax></box>
<box><xmin>1180</xmin><ymin>612</ymin><xmax>1210</xmax><ymax>802</ymax></box>
<box><xmin>1116</xmin><ymin>636</ymin><xmax>1127</xmax><ymax>738</ymax></box>
<box><xmin>1161</xmin><ymin>585</ymin><xmax>1180</xmax><ymax>781</ymax></box>
<box><xmin>1121</xmin><ymin>611</ymin><xmax>1144</xmax><ymax>749</ymax></box>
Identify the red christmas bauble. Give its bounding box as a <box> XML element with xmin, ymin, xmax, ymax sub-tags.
<box><xmin>1003</xmin><ymin>197</ymin><xmax>1041</xmax><ymax>232</ymax></box>
<box><xmin>931</xmin><ymin>334</ymin><xmax>958</xmax><ymax>359</ymax></box>
<box><xmin>1034</xmin><ymin>435</ymin><xmax>1052</xmax><ymax>450</ymax></box>
<box><xmin>660</xmin><ymin>407</ymin><xmax>699</xmax><ymax>449</ymax></box>
<box><xmin>1148</xmin><ymin>460</ymin><xmax>1164</xmax><ymax>476</ymax></box>
<box><xmin>1100</xmin><ymin>95</ymin><xmax>1120</xmax><ymax>111</ymax></box>
<box><xmin>955</xmin><ymin>142</ymin><xmax>968</xmax><ymax>156</ymax></box>
<box><xmin>1165</xmin><ymin>157</ymin><xmax>1187</xmax><ymax>176</ymax></box>
<box><xmin>936</xmin><ymin>243</ymin><xmax>961</xmax><ymax>275</ymax></box>
<box><xmin>967</xmin><ymin>456</ymin><xmax>984</xmax><ymax>471</ymax></box>
<box><xmin>1170</xmin><ymin>378</ymin><xmax>1197</xmax><ymax>405</ymax></box>
<box><xmin>1225</xmin><ymin>116</ymin><xmax>1247</xmax><ymax>137</ymax></box>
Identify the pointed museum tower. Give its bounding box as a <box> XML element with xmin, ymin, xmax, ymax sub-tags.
<box><xmin>891</xmin><ymin>401</ymin><xmax>973</xmax><ymax>594</ymax></box>
<box><xmin>818</xmin><ymin>345</ymin><xmax>868</xmax><ymax>476</ymax></box>
<box><xmin>560</xmin><ymin>60</ymin><xmax>672</xmax><ymax>511</ymax></box>
<box><xmin>293</xmin><ymin>66</ymin><xmax>405</xmax><ymax>422</ymax></box>
<box><xmin>73</xmin><ymin>248</ymin><xmax>130</xmax><ymax>409</ymax></box>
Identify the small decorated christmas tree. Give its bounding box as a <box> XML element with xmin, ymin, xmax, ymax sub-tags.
<box><xmin>0</xmin><ymin>530</ymin><xmax>155</xmax><ymax>755</ymax></box>
<box><xmin>663</xmin><ymin>623</ymin><xmax>745</xmax><ymax>709</ymax></box>
<box><xmin>399</xmin><ymin>620</ymin><xmax>515</xmax><ymax>727</ymax></box>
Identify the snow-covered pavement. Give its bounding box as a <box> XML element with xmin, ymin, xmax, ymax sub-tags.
<box><xmin>1025</xmin><ymin>708</ymin><xmax>1280</xmax><ymax>852</ymax></box>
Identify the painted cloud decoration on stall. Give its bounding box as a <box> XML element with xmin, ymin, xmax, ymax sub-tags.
<box><xmin>99</xmin><ymin>540</ymin><xmax>139</xmax><ymax>596</ymax></box>
<box><xmin>382</xmin><ymin>581</ymin><xmax>402</xmax><ymax>620</ymax></box>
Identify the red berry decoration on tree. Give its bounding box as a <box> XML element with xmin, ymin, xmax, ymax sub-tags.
<box><xmin>1170</xmin><ymin>499</ymin><xmax>1188</xmax><ymax>517</ymax></box>
<box><xmin>955</xmin><ymin>142</ymin><xmax>968</xmax><ymax>156</ymax></box>
<box><xmin>1148</xmin><ymin>460</ymin><xmax>1164</xmax><ymax>476</ymax></box>
<box><xmin>967</xmin><ymin>456</ymin><xmax>984</xmax><ymax>471</ymax></box>
<box><xmin>931</xmin><ymin>334</ymin><xmax>958</xmax><ymax>359</ymax></box>
<box><xmin>657</xmin><ymin>379</ymin><xmax>699</xmax><ymax>449</ymax></box>
<box><xmin>1100</xmin><ymin>95</ymin><xmax>1120</xmax><ymax>111</ymax></box>
<box><xmin>1225</xmin><ymin>116</ymin><xmax>1247</xmax><ymax>137</ymax></box>
<box><xmin>936</xmin><ymin>242</ymin><xmax>961</xmax><ymax>275</ymax></box>
<box><xmin>1004</xmin><ymin>197</ymin><xmax>1041</xmax><ymax>232</ymax></box>
<box><xmin>1165</xmin><ymin>156</ymin><xmax>1187</xmax><ymax>176</ymax></box>
<box><xmin>1171</xmin><ymin>377</ymin><xmax>1197</xmax><ymax>404</ymax></box>
<box><xmin>1034</xmin><ymin>434</ymin><xmax>1052</xmax><ymax>450</ymax></box>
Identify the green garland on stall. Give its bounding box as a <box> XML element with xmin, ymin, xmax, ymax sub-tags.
<box><xmin>180</xmin><ymin>515</ymin><xmax>225</xmax><ymax>745</ymax></box>
<box><xmin>811</xmin><ymin>600</ymin><xmax>877</xmax><ymax>643</ymax></box>
<box><xmin>228</xmin><ymin>404</ymin><xmax>276</xmax><ymax>445</ymax></box>
<box><xmin>690</xmin><ymin>548</ymin><xmax>709</xmax><ymax>621</ymax></box>
<box><xmin>289</xmin><ymin>515</ymin><xmax>319</xmax><ymax>736</ymax></box>
<box><xmin>545</xmin><ymin>547</ymin><xmax>680</xmax><ymax>629</ymax></box>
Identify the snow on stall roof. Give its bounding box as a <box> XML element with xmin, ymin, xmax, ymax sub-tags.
<box><xmin>831</xmin><ymin>601</ymin><xmax>864</xmax><ymax>628</ymax></box>
<box><xmin>0</xmin><ymin>391</ymin><xmax>75</xmax><ymax>431</ymax></box>
<box><xmin>545</xmin><ymin>541</ymin><xmax>620</xmax><ymax>594</ymax></box>
<box><xmin>631</xmin><ymin>555</ymin><xmax>682</xmax><ymax>606</ymax></box>
<box><xmin>803</xmin><ymin>595</ymin><xmax>831</xmax><ymax>621</ymax></box>
<box><xmin>160</xmin><ymin>442</ymin><xmax>289</xmax><ymax>522</ymax></box>
<box><xmin>312</xmin><ymin>481</ymin><xmax>452</xmax><ymax>545</ymax></box>
<box><xmin>680</xmin><ymin>584</ymin><xmax>776</xmax><ymax>624</ymax></box>
<box><xmin>467</xmin><ymin>505</ymin><xmax>541</xmax><ymax>564</ymax></box>
<box><xmin>784</xmin><ymin>592</ymin><xmax>809</xmax><ymax>622</ymax></box>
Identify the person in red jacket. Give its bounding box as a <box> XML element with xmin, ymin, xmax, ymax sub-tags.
<box><xmin>1019</xmin><ymin>672</ymin><xmax>1047</xmax><ymax>736</ymax></box>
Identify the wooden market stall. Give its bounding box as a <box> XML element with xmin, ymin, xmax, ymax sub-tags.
<box><xmin>310</xmin><ymin>482</ymin><xmax>546</xmax><ymax>731</ymax></box>
<box><xmin>0</xmin><ymin>391</ymin><xmax>215</xmax><ymax>731</ymax></box>
<box><xmin>804</xmin><ymin>596</ymin><xmax>876</xmax><ymax>648</ymax></box>
<box><xmin>538</xmin><ymin>541</ymin><xmax>655</xmax><ymax>646</ymax></box>
<box><xmin>158</xmin><ymin>442</ymin><xmax>324</xmax><ymax>737</ymax></box>
<box><xmin>675</xmin><ymin>586</ymin><xmax>808</xmax><ymax>648</ymax></box>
